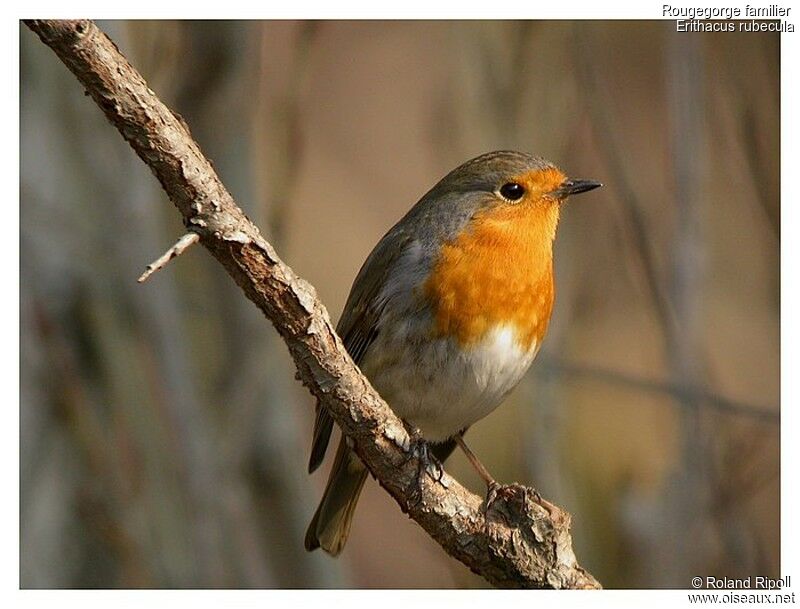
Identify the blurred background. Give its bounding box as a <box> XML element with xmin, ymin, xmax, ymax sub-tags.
<box><xmin>20</xmin><ymin>20</ymin><xmax>779</xmax><ymax>588</ymax></box>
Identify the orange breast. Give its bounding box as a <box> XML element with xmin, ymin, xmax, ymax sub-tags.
<box><xmin>424</xmin><ymin>199</ymin><xmax>560</xmax><ymax>351</ymax></box>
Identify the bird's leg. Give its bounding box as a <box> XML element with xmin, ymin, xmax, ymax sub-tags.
<box><xmin>455</xmin><ymin>433</ymin><xmax>558</xmax><ymax>515</ymax></box>
<box><xmin>454</xmin><ymin>433</ymin><xmax>495</xmax><ymax>486</ymax></box>
<box><xmin>454</xmin><ymin>433</ymin><xmax>501</xmax><ymax>500</ymax></box>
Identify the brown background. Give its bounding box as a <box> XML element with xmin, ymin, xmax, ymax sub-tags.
<box><xmin>20</xmin><ymin>20</ymin><xmax>779</xmax><ymax>588</ymax></box>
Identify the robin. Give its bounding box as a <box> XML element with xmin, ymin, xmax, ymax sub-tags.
<box><xmin>305</xmin><ymin>150</ymin><xmax>601</xmax><ymax>555</ymax></box>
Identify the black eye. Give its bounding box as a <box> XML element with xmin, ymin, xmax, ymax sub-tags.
<box><xmin>499</xmin><ymin>182</ymin><xmax>525</xmax><ymax>201</ymax></box>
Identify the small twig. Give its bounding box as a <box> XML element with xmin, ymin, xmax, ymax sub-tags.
<box><xmin>137</xmin><ymin>232</ymin><xmax>199</xmax><ymax>283</ymax></box>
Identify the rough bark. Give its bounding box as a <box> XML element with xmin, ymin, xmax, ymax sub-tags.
<box><xmin>24</xmin><ymin>19</ymin><xmax>600</xmax><ymax>589</ymax></box>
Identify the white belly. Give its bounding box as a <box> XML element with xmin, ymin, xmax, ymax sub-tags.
<box><xmin>360</xmin><ymin>324</ymin><xmax>538</xmax><ymax>442</ymax></box>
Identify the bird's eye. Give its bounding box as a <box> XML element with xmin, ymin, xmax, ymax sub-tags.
<box><xmin>499</xmin><ymin>182</ymin><xmax>525</xmax><ymax>202</ymax></box>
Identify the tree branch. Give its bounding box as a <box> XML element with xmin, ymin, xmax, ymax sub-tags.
<box><xmin>24</xmin><ymin>19</ymin><xmax>600</xmax><ymax>589</ymax></box>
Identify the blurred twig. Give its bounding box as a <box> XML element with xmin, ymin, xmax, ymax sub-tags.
<box><xmin>572</xmin><ymin>27</ymin><xmax>677</xmax><ymax>342</ymax></box>
<box><xmin>26</xmin><ymin>19</ymin><xmax>600</xmax><ymax>589</ymax></box>
<box><xmin>242</xmin><ymin>21</ymin><xmax>340</xmax><ymax>586</ymax></box>
<box><xmin>665</xmin><ymin>29</ymin><xmax>713</xmax><ymax>586</ymax></box>
<box><xmin>541</xmin><ymin>359</ymin><xmax>778</xmax><ymax>424</ymax></box>
<box><xmin>713</xmin><ymin>38</ymin><xmax>779</xmax><ymax>242</ymax></box>
<box><xmin>740</xmin><ymin>106</ymin><xmax>780</xmax><ymax>240</ymax></box>
<box><xmin>256</xmin><ymin>21</ymin><xmax>318</xmax><ymax>246</ymax></box>
<box><xmin>31</xmin><ymin>297</ymin><xmax>152</xmax><ymax>587</ymax></box>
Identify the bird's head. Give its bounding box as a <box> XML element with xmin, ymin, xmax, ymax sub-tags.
<box><xmin>439</xmin><ymin>149</ymin><xmax>601</xmax><ymax>208</ymax></box>
<box><xmin>423</xmin><ymin>151</ymin><xmax>601</xmax><ymax>246</ymax></box>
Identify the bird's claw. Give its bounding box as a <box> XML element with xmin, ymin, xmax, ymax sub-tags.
<box><xmin>483</xmin><ymin>481</ymin><xmax>559</xmax><ymax>519</ymax></box>
<box><xmin>403</xmin><ymin>427</ymin><xmax>443</xmax><ymax>507</ymax></box>
<box><xmin>484</xmin><ymin>480</ymin><xmax>506</xmax><ymax>511</ymax></box>
<box><xmin>483</xmin><ymin>481</ymin><xmax>530</xmax><ymax>510</ymax></box>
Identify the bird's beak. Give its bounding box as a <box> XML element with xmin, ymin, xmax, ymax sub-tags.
<box><xmin>551</xmin><ymin>179</ymin><xmax>603</xmax><ymax>199</ymax></box>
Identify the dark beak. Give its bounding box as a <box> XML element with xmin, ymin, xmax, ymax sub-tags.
<box><xmin>551</xmin><ymin>179</ymin><xmax>602</xmax><ymax>199</ymax></box>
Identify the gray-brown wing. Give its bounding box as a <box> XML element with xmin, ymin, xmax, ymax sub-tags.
<box><xmin>308</xmin><ymin>229</ymin><xmax>411</xmax><ymax>473</ymax></box>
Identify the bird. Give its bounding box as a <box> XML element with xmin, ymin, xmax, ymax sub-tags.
<box><xmin>305</xmin><ymin>150</ymin><xmax>601</xmax><ymax>555</ymax></box>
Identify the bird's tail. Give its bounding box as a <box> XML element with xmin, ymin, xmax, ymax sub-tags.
<box><xmin>305</xmin><ymin>437</ymin><xmax>368</xmax><ymax>556</ymax></box>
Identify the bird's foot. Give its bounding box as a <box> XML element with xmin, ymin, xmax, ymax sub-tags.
<box><xmin>483</xmin><ymin>482</ymin><xmax>559</xmax><ymax>518</ymax></box>
<box><xmin>484</xmin><ymin>479</ymin><xmax>512</xmax><ymax>511</ymax></box>
<box><xmin>403</xmin><ymin>426</ymin><xmax>444</xmax><ymax>507</ymax></box>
